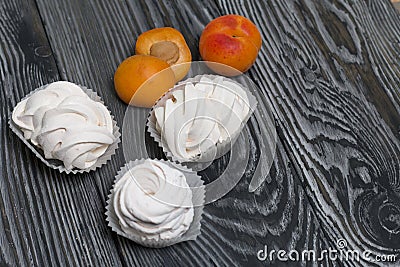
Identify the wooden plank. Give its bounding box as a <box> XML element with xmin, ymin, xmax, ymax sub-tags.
<box><xmin>0</xmin><ymin>0</ymin><xmax>124</xmax><ymax>266</ymax></box>
<box><xmin>34</xmin><ymin>0</ymin><xmax>336</xmax><ymax>265</ymax></box>
<box><xmin>216</xmin><ymin>0</ymin><xmax>400</xmax><ymax>265</ymax></box>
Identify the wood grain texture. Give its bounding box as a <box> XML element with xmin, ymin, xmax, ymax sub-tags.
<box><xmin>0</xmin><ymin>0</ymin><xmax>123</xmax><ymax>266</ymax></box>
<box><xmin>31</xmin><ymin>0</ymin><xmax>336</xmax><ymax>266</ymax></box>
<box><xmin>216</xmin><ymin>0</ymin><xmax>400</xmax><ymax>265</ymax></box>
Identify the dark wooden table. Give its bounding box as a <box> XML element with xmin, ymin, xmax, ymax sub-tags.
<box><xmin>1</xmin><ymin>0</ymin><xmax>400</xmax><ymax>266</ymax></box>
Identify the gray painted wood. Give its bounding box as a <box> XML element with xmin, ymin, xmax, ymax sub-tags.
<box><xmin>31</xmin><ymin>0</ymin><xmax>334</xmax><ymax>266</ymax></box>
<box><xmin>1</xmin><ymin>0</ymin><xmax>398</xmax><ymax>266</ymax></box>
<box><xmin>0</xmin><ymin>0</ymin><xmax>125</xmax><ymax>266</ymax></box>
<box><xmin>216</xmin><ymin>0</ymin><xmax>400</xmax><ymax>266</ymax></box>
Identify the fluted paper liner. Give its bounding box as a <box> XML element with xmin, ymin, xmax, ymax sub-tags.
<box><xmin>105</xmin><ymin>159</ymin><xmax>205</xmax><ymax>248</ymax></box>
<box><xmin>9</xmin><ymin>83</ymin><xmax>121</xmax><ymax>174</ymax></box>
<box><xmin>147</xmin><ymin>74</ymin><xmax>258</xmax><ymax>165</ymax></box>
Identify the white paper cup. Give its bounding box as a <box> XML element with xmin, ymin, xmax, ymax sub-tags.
<box><xmin>105</xmin><ymin>159</ymin><xmax>204</xmax><ymax>248</ymax></box>
<box><xmin>147</xmin><ymin>74</ymin><xmax>258</xmax><ymax>166</ymax></box>
<box><xmin>9</xmin><ymin>83</ymin><xmax>121</xmax><ymax>174</ymax></box>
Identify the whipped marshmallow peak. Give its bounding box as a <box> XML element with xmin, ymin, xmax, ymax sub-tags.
<box><xmin>154</xmin><ymin>75</ymin><xmax>251</xmax><ymax>162</ymax></box>
<box><xmin>113</xmin><ymin>160</ymin><xmax>194</xmax><ymax>242</ymax></box>
<box><xmin>12</xmin><ymin>81</ymin><xmax>115</xmax><ymax>170</ymax></box>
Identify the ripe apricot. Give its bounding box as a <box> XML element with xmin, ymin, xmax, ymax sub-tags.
<box><xmin>114</xmin><ymin>55</ymin><xmax>176</xmax><ymax>107</ymax></box>
<box><xmin>135</xmin><ymin>27</ymin><xmax>192</xmax><ymax>81</ymax></box>
<box><xmin>199</xmin><ymin>15</ymin><xmax>262</xmax><ymax>76</ymax></box>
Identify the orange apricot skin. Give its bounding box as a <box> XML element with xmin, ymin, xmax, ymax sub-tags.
<box><xmin>114</xmin><ymin>55</ymin><xmax>176</xmax><ymax>107</ymax></box>
<box><xmin>199</xmin><ymin>15</ymin><xmax>262</xmax><ymax>76</ymax></box>
<box><xmin>135</xmin><ymin>27</ymin><xmax>192</xmax><ymax>81</ymax></box>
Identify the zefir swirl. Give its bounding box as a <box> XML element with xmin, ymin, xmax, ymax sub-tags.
<box><xmin>154</xmin><ymin>75</ymin><xmax>250</xmax><ymax>161</ymax></box>
<box><xmin>12</xmin><ymin>81</ymin><xmax>115</xmax><ymax>170</ymax></box>
<box><xmin>113</xmin><ymin>160</ymin><xmax>194</xmax><ymax>242</ymax></box>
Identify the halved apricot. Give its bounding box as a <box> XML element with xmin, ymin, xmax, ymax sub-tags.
<box><xmin>135</xmin><ymin>27</ymin><xmax>192</xmax><ymax>81</ymax></box>
<box><xmin>114</xmin><ymin>55</ymin><xmax>176</xmax><ymax>107</ymax></box>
